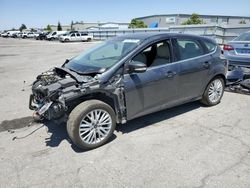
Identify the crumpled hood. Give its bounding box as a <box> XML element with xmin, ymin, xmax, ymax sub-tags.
<box><xmin>64</xmin><ymin>61</ymin><xmax>106</xmax><ymax>76</ymax></box>
<box><xmin>54</xmin><ymin>67</ymin><xmax>95</xmax><ymax>83</ymax></box>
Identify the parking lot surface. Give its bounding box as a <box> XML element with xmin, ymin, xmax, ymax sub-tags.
<box><xmin>0</xmin><ymin>38</ymin><xmax>250</xmax><ymax>188</ymax></box>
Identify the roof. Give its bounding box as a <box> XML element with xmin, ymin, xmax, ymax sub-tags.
<box><xmin>135</xmin><ymin>14</ymin><xmax>250</xmax><ymax>20</ymax></box>
<box><xmin>99</xmin><ymin>22</ymin><xmax>129</xmax><ymax>26</ymax></box>
<box><xmin>114</xmin><ymin>32</ymin><xmax>214</xmax><ymax>42</ymax></box>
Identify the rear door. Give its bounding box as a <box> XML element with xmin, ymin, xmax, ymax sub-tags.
<box><xmin>76</xmin><ymin>33</ymin><xmax>81</xmax><ymax>41</ymax></box>
<box><xmin>174</xmin><ymin>37</ymin><xmax>211</xmax><ymax>101</ymax></box>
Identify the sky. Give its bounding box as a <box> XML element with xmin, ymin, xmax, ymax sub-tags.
<box><xmin>0</xmin><ymin>0</ymin><xmax>250</xmax><ymax>30</ymax></box>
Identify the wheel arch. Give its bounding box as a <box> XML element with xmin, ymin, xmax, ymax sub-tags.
<box><xmin>212</xmin><ymin>73</ymin><xmax>226</xmax><ymax>84</ymax></box>
<box><xmin>66</xmin><ymin>91</ymin><xmax>123</xmax><ymax>123</ymax></box>
<box><xmin>202</xmin><ymin>73</ymin><xmax>226</xmax><ymax>96</ymax></box>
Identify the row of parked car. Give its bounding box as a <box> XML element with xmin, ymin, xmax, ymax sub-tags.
<box><xmin>0</xmin><ymin>30</ymin><xmax>94</xmax><ymax>42</ymax></box>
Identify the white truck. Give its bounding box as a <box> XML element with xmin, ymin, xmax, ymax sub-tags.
<box><xmin>59</xmin><ymin>32</ymin><xmax>93</xmax><ymax>42</ymax></box>
<box><xmin>22</xmin><ymin>32</ymin><xmax>39</xmax><ymax>38</ymax></box>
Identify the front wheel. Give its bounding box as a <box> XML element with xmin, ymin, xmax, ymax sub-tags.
<box><xmin>67</xmin><ymin>100</ymin><xmax>116</xmax><ymax>150</ymax></box>
<box><xmin>201</xmin><ymin>77</ymin><xmax>225</xmax><ymax>106</ymax></box>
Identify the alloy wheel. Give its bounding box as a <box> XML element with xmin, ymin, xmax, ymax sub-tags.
<box><xmin>78</xmin><ymin>109</ymin><xmax>112</xmax><ymax>145</ymax></box>
<box><xmin>208</xmin><ymin>79</ymin><xmax>223</xmax><ymax>103</ymax></box>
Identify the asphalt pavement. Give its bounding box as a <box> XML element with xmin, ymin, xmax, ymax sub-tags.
<box><xmin>0</xmin><ymin>37</ymin><xmax>250</xmax><ymax>188</ymax></box>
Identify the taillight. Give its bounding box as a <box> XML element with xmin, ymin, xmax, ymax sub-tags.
<box><xmin>223</xmin><ymin>44</ymin><xmax>234</xmax><ymax>51</ymax></box>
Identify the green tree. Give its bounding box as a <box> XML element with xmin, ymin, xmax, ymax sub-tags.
<box><xmin>19</xmin><ymin>24</ymin><xmax>27</xmax><ymax>32</ymax></box>
<box><xmin>182</xmin><ymin>13</ymin><xmax>205</xmax><ymax>25</ymax></box>
<box><xmin>57</xmin><ymin>22</ymin><xmax>62</xmax><ymax>31</ymax></box>
<box><xmin>129</xmin><ymin>19</ymin><xmax>147</xmax><ymax>28</ymax></box>
<box><xmin>46</xmin><ymin>25</ymin><xmax>52</xmax><ymax>32</ymax></box>
<box><xmin>70</xmin><ymin>20</ymin><xmax>74</xmax><ymax>30</ymax></box>
<box><xmin>239</xmin><ymin>20</ymin><xmax>246</xmax><ymax>24</ymax></box>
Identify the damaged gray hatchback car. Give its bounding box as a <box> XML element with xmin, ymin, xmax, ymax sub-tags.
<box><xmin>30</xmin><ymin>33</ymin><xmax>227</xmax><ymax>149</ymax></box>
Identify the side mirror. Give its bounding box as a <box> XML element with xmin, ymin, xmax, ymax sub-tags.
<box><xmin>128</xmin><ymin>60</ymin><xmax>147</xmax><ymax>73</ymax></box>
<box><xmin>62</xmin><ymin>59</ymin><xmax>69</xmax><ymax>67</ymax></box>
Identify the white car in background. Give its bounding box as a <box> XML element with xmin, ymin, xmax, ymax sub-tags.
<box><xmin>16</xmin><ymin>32</ymin><xmax>23</xmax><ymax>38</ymax></box>
<box><xmin>46</xmin><ymin>31</ymin><xmax>67</xmax><ymax>41</ymax></box>
<box><xmin>59</xmin><ymin>32</ymin><xmax>93</xmax><ymax>42</ymax></box>
<box><xmin>1</xmin><ymin>31</ymin><xmax>19</xmax><ymax>37</ymax></box>
<box><xmin>1</xmin><ymin>32</ymin><xmax>8</xmax><ymax>37</ymax></box>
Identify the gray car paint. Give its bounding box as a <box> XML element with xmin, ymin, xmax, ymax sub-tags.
<box><xmin>116</xmin><ymin>34</ymin><xmax>226</xmax><ymax>121</ymax></box>
<box><xmin>30</xmin><ymin>33</ymin><xmax>226</xmax><ymax>123</ymax></box>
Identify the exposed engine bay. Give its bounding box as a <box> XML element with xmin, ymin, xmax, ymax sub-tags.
<box><xmin>226</xmin><ymin>65</ymin><xmax>250</xmax><ymax>95</ymax></box>
<box><xmin>29</xmin><ymin>67</ymin><xmax>126</xmax><ymax>122</ymax></box>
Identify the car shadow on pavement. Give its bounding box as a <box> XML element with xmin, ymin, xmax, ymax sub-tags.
<box><xmin>43</xmin><ymin>101</ymin><xmax>202</xmax><ymax>152</ymax></box>
<box><xmin>43</xmin><ymin>120</ymin><xmax>69</xmax><ymax>148</ymax></box>
<box><xmin>117</xmin><ymin>101</ymin><xmax>202</xmax><ymax>134</ymax></box>
<box><xmin>43</xmin><ymin>119</ymin><xmax>117</xmax><ymax>153</ymax></box>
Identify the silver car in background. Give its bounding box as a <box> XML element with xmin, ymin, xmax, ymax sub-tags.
<box><xmin>223</xmin><ymin>31</ymin><xmax>250</xmax><ymax>67</ymax></box>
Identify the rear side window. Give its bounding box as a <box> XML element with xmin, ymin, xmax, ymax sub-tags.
<box><xmin>204</xmin><ymin>41</ymin><xmax>216</xmax><ymax>53</ymax></box>
<box><xmin>234</xmin><ymin>32</ymin><xmax>250</xmax><ymax>41</ymax></box>
<box><xmin>177</xmin><ymin>39</ymin><xmax>204</xmax><ymax>60</ymax></box>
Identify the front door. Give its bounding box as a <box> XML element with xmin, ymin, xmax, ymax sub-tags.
<box><xmin>123</xmin><ymin>39</ymin><xmax>180</xmax><ymax>120</ymax></box>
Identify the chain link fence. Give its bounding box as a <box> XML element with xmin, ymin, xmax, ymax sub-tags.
<box><xmin>83</xmin><ymin>25</ymin><xmax>250</xmax><ymax>44</ymax></box>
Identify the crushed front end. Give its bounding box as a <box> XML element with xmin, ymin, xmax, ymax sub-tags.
<box><xmin>29</xmin><ymin>67</ymin><xmax>97</xmax><ymax>120</ymax></box>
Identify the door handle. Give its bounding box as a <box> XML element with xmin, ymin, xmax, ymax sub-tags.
<box><xmin>165</xmin><ymin>71</ymin><xmax>176</xmax><ymax>78</ymax></box>
<box><xmin>203</xmin><ymin>61</ymin><xmax>211</xmax><ymax>68</ymax></box>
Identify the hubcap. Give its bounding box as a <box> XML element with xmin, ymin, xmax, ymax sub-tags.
<box><xmin>208</xmin><ymin>79</ymin><xmax>223</xmax><ymax>103</ymax></box>
<box><xmin>79</xmin><ymin>109</ymin><xmax>112</xmax><ymax>145</ymax></box>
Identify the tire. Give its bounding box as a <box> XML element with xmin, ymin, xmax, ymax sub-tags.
<box><xmin>65</xmin><ymin>39</ymin><xmax>69</xmax><ymax>42</ymax></box>
<box><xmin>67</xmin><ymin>100</ymin><xmax>116</xmax><ymax>150</ymax></box>
<box><xmin>201</xmin><ymin>77</ymin><xmax>225</xmax><ymax>106</ymax></box>
<box><xmin>87</xmin><ymin>38</ymin><xmax>91</xmax><ymax>42</ymax></box>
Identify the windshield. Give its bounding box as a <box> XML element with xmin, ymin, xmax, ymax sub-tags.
<box><xmin>65</xmin><ymin>38</ymin><xmax>142</xmax><ymax>74</ymax></box>
<box><xmin>234</xmin><ymin>32</ymin><xmax>250</xmax><ymax>41</ymax></box>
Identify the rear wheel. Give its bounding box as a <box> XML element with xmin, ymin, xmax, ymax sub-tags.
<box><xmin>65</xmin><ymin>39</ymin><xmax>69</xmax><ymax>42</ymax></box>
<box><xmin>201</xmin><ymin>77</ymin><xmax>225</xmax><ymax>106</ymax></box>
<box><xmin>67</xmin><ymin>100</ymin><xmax>116</xmax><ymax>150</ymax></box>
<box><xmin>87</xmin><ymin>38</ymin><xmax>92</xmax><ymax>42</ymax></box>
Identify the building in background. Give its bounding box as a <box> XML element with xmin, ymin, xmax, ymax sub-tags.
<box><xmin>135</xmin><ymin>14</ymin><xmax>250</xmax><ymax>28</ymax></box>
<box><xmin>50</xmin><ymin>22</ymin><xmax>129</xmax><ymax>31</ymax></box>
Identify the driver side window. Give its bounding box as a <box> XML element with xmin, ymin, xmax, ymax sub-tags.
<box><xmin>132</xmin><ymin>40</ymin><xmax>172</xmax><ymax>67</ymax></box>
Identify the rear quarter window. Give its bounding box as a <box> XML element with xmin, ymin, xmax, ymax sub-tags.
<box><xmin>177</xmin><ymin>39</ymin><xmax>204</xmax><ymax>60</ymax></box>
<box><xmin>204</xmin><ymin>41</ymin><xmax>216</xmax><ymax>53</ymax></box>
